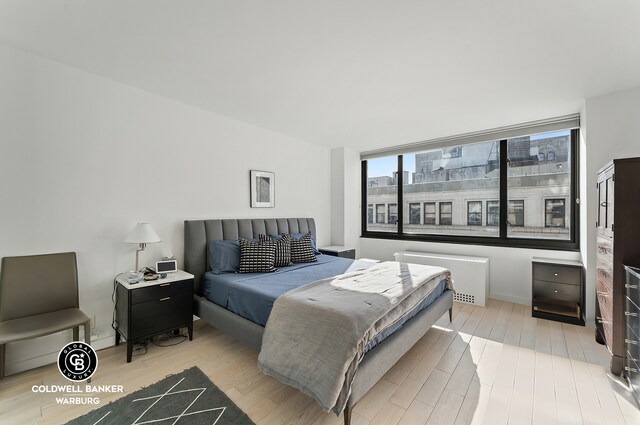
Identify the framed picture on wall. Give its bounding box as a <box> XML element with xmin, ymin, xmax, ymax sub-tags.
<box><xmin>250</xmin><ymin>170</ymin><xmax>275</xmax><ymax>208</ymax></box>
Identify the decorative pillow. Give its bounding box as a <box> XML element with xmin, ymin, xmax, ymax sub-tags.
<box><xmin>208</xmin><ymin>240</ymin><xmax>241</xmax><ymax>274</ymax></box>
<box><xmin>278</xmin><ymin>232</ymin><xmax>322</xmax><ymax>255</ymax></box>
<box><xmin>259</xmin><ymin>234</ymin><xmax>293</xmax><ymax>267</ymax></box>
<box><xmin>237</xmin><ymin>238</ymin><xmax>277</xmax><ymax>273</ymax></box>
<box><xmin>289</xmin><ymin>233</ymin><xmax>318</xmax><ymax>264</ymax></box>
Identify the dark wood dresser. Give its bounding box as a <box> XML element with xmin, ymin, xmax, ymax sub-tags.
<box><xmin>595</xmin><ymin>157</ymin><xmax>640</xmax><ymax>376</ymax></box>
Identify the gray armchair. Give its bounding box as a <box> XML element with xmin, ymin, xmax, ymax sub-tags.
<box><xmin>0</xmin><ymin>252</ymin><xmax>91</xmax><ymax>379</ymax></box>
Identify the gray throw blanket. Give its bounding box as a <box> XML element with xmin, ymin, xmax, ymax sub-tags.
<box><xmin>257</xmin><ymin>261</ymin><xmax>451</xmax><ymax>415</ymax></box>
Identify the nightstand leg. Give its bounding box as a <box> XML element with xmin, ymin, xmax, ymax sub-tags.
<box><xmin>126</xmin><ymin>342</ymin><xmax>133</xmax><ymax>363</ymax></box>
<box><xmin>115</xmin><ymin>331</ymin><xmax>121</xmax><ymax>346</ymax></box>
<box><xmin>188</xmin><ymin>323</ymin><xmax>193</xmax><ymax>341</ymax></box>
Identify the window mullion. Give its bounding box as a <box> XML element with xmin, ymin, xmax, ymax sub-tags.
<box><xmin>499</xmin><ymin>139</ymin><xmax>508</xmax><ymax>239</ymax></box>
<box><xmin>397</xmin><ymin>155</ymin><xmax>404</xmax><ymax>235</ymax></box>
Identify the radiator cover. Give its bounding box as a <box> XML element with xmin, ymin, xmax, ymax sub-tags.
<box><xmin>394</xmin><ymin>251</ymin><xmax>489</xmax><ymax>307</ymax></box>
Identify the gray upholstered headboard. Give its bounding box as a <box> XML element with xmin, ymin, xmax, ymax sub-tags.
<box><xmin>184</xmin><ymin>218</ymin><xmax>316</xmax><ymax>293</ymax></box>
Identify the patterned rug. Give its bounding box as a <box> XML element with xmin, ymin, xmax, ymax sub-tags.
<box><xmin>66</xmin><ymin>366</ymin><xmax>255</xmax><ymax>425</ymax></box>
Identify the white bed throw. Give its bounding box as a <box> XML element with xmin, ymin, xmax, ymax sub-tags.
<box><xmin>257</xmin><ymin>261</ymin><xmax>451</xmax><ymax>415</ymax></box>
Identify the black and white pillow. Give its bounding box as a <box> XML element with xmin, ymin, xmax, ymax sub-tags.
<box><xmin>290</xmin><ymin>233</ymin><xmax>317</xmax><ymax>264</ymax></box>
<box><xmin>237</xmin><ymin>238</ymin><xmax>277</xmax><ymax>273</ymax></box>
<box><xmin>259</xmin><ymin>234</ymin><xmax>293</xmax><ymax>267</ymax></box>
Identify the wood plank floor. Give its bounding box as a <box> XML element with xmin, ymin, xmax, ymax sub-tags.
<box><xmin>1</xmin><ymin>300</ymin><xmax>638</xmax><ymax>425</ymax></box>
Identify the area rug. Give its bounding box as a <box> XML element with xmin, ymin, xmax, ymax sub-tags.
<box><xmin>66</xmin><ymin>366</ymin><xmax>255</xmax><ymax>425</ymax></box>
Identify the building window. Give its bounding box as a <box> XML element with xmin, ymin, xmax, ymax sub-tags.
<box><xmin>545</xmin><ymin>199</ymin><xmax>566</xmax><ymax>228</ymax></box>
<box><xmin>439</xmin><ymin>202</ymin><xmax>452</xmax><ymax>225</ymax></box>
<box><xmin>487</xmin><ymin>200</ymin><xmax>500</xmax><ymax>226</ymax></box>
<box><xmin>409</xmin><ymin>203</ymin><xmax>421</xmax><ymax>224</ymax></box>
<box><xmin>362</xmin><ymin>124</ymin><xmax>579</xmax><ymax>250</ymax></box>
<box><xmin>467</xmin><ymin>201</ymin><xmax>482</xmax><ymax>226</ymax></box>
<box><xmin>424</xmin><ymin>202</ymin><xmax>436</xmax><ymax>225</ymax></box>
<box><xmin>367</xmin><ymin>204</ymin><xmax>373</xmax><ymax>224</ymax></box>
<box><xmin>369</xmin><ymin>181</ymin><xmax>378</xmax><ymax>187</ymax></box>
<box><xmin>376</xmin><ymin>204</ymin><xmax>385</xmax><ymax>224</ymax></box>
<box><xmin>388</xmin><ymin>203</ymin><xmax>398</xmax><ymax>224</ymax></box>
<box><xmin>508</xmin><ymin>200</ymin><xmax>525</xmax><ymax>227</ymax></box>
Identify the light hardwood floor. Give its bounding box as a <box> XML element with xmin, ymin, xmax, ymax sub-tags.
<box><xmin>1</xmin><ymin>300</ymin><xmax>638</xmax><ymax>425</ymax></box>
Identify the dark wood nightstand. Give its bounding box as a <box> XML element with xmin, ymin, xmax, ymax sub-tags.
<box><xmin>114</xmin><ymin>270</ymin><xmax>194</xmax><ymax>362</ymax></box>
<box><xmin>319</xmin><ymin>246</ymin><xmax>356</xmax><ymax>259</ymax></box>
<box><xmin>532</xmin><ymin>257</ymin><xmax>584</xmax><ymax>326</ymax></box>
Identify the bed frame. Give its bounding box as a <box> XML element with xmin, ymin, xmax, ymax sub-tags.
<box><xmin>184</xmin><ymin>217</ymin><xmax>453</xmax><ymax>425</ymax></box>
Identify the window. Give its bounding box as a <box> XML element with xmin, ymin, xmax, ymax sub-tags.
<box><xmin>388</xmin><ymin>204</ymin><xmax>398</xmax><ymax>224</ymax></box>
<box><xmin>362</xmin><ymin>122</ymin><xmax>579</xmax><ymax>250</ymax></box>
<box><xmin>409</xmin><ymin>203</ymin><xmax>421</xmax><ymax>224</ymax></box>
<box><xmin>376</xmin><ymin>204</ymin><xmax>385</xmax><ymax>224</ymax></box>
<box><xmin>487</xmin><ymin>201</ymin><xmax>500</xmax><ymax>226</ymax></box>
<box><xmin>507</xmin><ymin>131</ymin><xmax>570</xmax><ymax>240</ymax></box>
<box><xmin>366</xmin><ymin>157</ymin><xmax>398</xmax><ymax>233</ymax></box>
<box><xmin>545</xmin><ymin>199</ymin><xmax>566</xmax><ymax>228</ymax></box>
<box><xmin>367</xmin><ymin>204</ymin><xmax>373</xmax><ymax>224</ymax></box>
<box><xmin>439</xmin><ymin>202</ymin><xmax>452</xmax><ymax>225</ymax></box>
<box><xmin>508</xmin><ymin>200</ymin><xmax>524</xmax><ymax>227</ymax></box>
<box><xmin>468</xmin><ymin>201</ymin><xmax>482</xmax><ymax>226</ymax></box>
<box><xmin>424</xmin><ymin>202</ymin><xmax>436</xmax><ymax>225</ymax></box>
<box><xmin>401</xmin><ymin>141</ymin><xmax>500</xmax><ymax>237</ymax></box>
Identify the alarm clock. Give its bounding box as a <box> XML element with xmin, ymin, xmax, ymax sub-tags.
<box><xmin>155</xmin><ymin>259</ymin><xmax>177</xmax><ymax>274</ymax></box>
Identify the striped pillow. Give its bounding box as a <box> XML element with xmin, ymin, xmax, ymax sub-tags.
<box><xmin>259</xmin><ymin>234</ymin><xmax>293</xmax><ymax>267</ymax></box>
<box><xmin>237</xmin><ymin>238</ymin><xmax>277</xmax><ymax>273</ymax></box>
<box><xmin>290</xmin><ymin>233</ymin><xmax>317</xmax><ymax>264</ymax></box>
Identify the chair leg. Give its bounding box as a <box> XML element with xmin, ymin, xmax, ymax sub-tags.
<box><xmin>85</xmin><ymin>321</ymin><xmax>92</xmax><ymax>383</ymax></box>
<box><xmin>73</xmin><ymin>326</ymin><xmax>79</xmax><ymax>341</ymax></box>
<box><xmin>0</xmin><ymin>344</ymin><xmax>5</xmax><ymax>380</ymax></box>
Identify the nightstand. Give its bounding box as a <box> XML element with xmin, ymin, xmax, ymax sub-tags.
<box><xmin>532</xmin><ymin>258</ymin><xmax>584</xmax><ymax>326</ymax></box>
<box><xmin>114</xmin><ymin>270</ymin><xmax>194</xmax><ymax>362</ymax></box>
<box><xmin>319</xmin><ymin>246</ymin><xmax>356</xmax><ymax>259</ymax></box>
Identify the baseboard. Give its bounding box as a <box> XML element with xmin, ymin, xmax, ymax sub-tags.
<box><xmin>489</xmin><ymin>292</ymin><xmax>531</xmax><ymax>306</ymax></box>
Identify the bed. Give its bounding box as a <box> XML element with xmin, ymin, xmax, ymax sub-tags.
<box><xmin>184</xmin><ymin>217</ymin><xmax>453</xmax><ymax>425</ymax></box>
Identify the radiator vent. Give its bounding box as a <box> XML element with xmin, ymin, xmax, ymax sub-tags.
<box><xmin>453</xmin><ymin>292</ymin><xmax>475</xmax><ymax>305</ymax></box>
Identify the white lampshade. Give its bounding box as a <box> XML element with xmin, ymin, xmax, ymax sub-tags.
<box><xmin>124</xmin><ymin>223</ymin><xmax>161</xmax><ymax>244</ymax></box>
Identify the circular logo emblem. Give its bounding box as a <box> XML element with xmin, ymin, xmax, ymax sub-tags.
<box><xmin>57</xmin><ymin>342</ymin><xmax>98</xmax><ymax>381</ymax></box>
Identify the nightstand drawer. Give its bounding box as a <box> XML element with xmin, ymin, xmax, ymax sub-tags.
<box><xmin>131</xmin><ymin>279</ymin><xmax>192</xmax><ymax>304</ymax></box>
<box><xmin>131</xmin><ymin>294</ymin><xmax>192</xmax><ymax>337</ymax></box>
<box><xmin>534</xmin><ymin>280</ymin><xmax>580</xmax><ymax>303</ymax></box>
<box><xmin>533</xmin><ymin>264</ymin><xmax>580</xmax><ymax>285</ymax></box>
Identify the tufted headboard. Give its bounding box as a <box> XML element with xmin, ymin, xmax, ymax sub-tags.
<box><xmin>184</xmin><ymin>217</ymin><xmax>316</xmax><ymax>294</ymax></box>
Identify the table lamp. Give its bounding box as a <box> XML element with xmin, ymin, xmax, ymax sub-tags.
<box><xmin>124</xmin><ymin>223</ymin><xmax>161</xmax><ymax>277</ymax></box>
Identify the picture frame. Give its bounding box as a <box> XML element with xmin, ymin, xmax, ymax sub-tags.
<box><xmin>250</xmin><ymin>170</ymin><xmax>275</xmax><ymax>208</ymax></box>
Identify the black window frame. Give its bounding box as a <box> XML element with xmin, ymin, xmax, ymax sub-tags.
<box><xmin>361</xmin><ymin>129</ymin><xmax>580</xmax><ymax>251</ymax></box>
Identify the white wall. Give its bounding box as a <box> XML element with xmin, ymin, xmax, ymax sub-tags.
<box><xmin>330</xmin><ymin>147</ymin><xmax>361</xmax><ymax>249</ymax></box>
<box><xmin>0</xmin><ymin>44</ymin><xmax>332</xmax><ymax>375</ymax></box>
<box><xmin>582</xmin><ymin>86</ymin><xmax>640</xmax><ymax>324</ymax></box>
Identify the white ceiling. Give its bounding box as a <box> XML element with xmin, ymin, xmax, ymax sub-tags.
<box><xmin>1</xmin><ymin>1</ymin><xmax>639</xmax><ymax>152</ymax></box>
